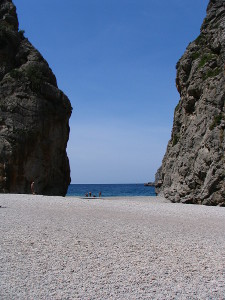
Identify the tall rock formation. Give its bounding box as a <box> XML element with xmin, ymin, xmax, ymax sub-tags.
<box><xmin>0</xmin><ymin>0</ymin><xmax>72</xmax><ymax>196</ymax></box>
<box><xmin>155</xmin><ymin>0</ymin><xmax>225</xmax><ymax>206</ymax></box>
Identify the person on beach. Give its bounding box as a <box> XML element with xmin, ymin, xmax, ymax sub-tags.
<box><xmin>85</xmin><ymin>193</ymin><xmax>88</xmax><ymax>197</ymax></box>
<box><xmin>99</xmin><ymin>191</ymin><xmax>101</xmax><ymax>197</ymax></box>
<box><xmin>89</xmin><ymin>192</ymin><xmax>92</xmax><ymax>197</ymax></box>
<box><xmin>31</xmin><ymin>181</ymin><xmax>35</xmax><ymax>195</ymax></box>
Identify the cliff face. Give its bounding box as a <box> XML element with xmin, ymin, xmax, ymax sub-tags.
<box><xmin>0</xmin><ymin>0</ymin><xmax>72</xmax><ymax>196</ymax></box>
<box><xmin>155</xmin><ymin>0</ymin><xmax>225</xmax><ymax>206</ymax></box>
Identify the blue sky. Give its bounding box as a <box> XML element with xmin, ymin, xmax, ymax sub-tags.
<box><xmin>14</xmin><ymin>0</ymin><xmax>209</xmax><ymax>183</ymax></box>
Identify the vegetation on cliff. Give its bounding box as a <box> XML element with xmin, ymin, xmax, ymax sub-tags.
<box><xmin>155</xmin><ymin>0</ymin><xmax>225</xmax><ymax>206</ymax></box>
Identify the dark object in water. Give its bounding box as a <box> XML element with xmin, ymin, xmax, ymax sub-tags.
<box><xmin>144</xmin><ymin>182</ymin><xmax>155</xmax><ymax>187</ymax></box>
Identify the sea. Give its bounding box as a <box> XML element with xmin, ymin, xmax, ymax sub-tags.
<box><xmin>67</xmin><ymin>184</ymin><xmax>156</xmax><ymax>197</ymax></box>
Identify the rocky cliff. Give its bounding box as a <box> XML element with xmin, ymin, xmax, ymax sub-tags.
<box><xmin>155</xmin><ymin>0</ymin><xmax>225</xmax><ymax>206</ymax></box>
<box><xmin>0</xmin><ymin>0</ymin><xmax>72</xmax><ymax>195</ymax></box>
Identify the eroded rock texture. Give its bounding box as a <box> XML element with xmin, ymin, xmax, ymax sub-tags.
<box><xmin>155</xmin><ymin>0</ymin><xmax>225</xmax><ymax>205</ymax></box>
<box><xmin>0</xmin><ymin>0</ymin><xmax>72</xmax><ymax>195</ymax></box>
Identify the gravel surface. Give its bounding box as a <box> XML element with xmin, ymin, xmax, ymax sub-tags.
<box><xmin>0</xmin><ymin>194</ymin><xmax>225</xmax><ymax>299</ymax></box>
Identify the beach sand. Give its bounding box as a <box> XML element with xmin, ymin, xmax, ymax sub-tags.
<box><xmin>0</xmin><ymin>194</ymin><xmax>225</xmax><ymax>299</ymax></box>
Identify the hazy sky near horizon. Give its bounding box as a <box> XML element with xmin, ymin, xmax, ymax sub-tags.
<box><xmin>14</xmin><ymin>0</ymin><xmax>209</xmax><ymax>183</ymax></box>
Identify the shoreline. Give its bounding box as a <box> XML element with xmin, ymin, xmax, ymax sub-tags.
<box><xmin>66</xmin><ymin>195</ymin><xmax>168</xmax><ymax>201</ymax></box>
<box><xmin>1</xmin><ymin>194</ymin><xmax>225</xmax><ymax>299</ymax></box>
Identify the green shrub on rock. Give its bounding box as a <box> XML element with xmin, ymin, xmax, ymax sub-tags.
<box><xmin>209</xmin><ymin>114</ymin><xmax>224</xmax><ymax>130</ymax></box>
<box><xmin>172</xmin><ymin>134</ymin><xmax>179</xmax><ymax>146</ymax></box>
<box><xmin>198</xmin><ymin>53</ymin><xmax>215</xmax><ymax>68</ymax></box>
<box><xmin>26</xmin><ymin>65</ymin><xmax>46</xmax><ymax>92</ymax></box>
<box><xmin>9</xmin><ymin>69</ymin><xmax>22</xmax><ymax>80</ymax></box>
<box><xmin>191</xmin><ymin>52</ymin><xmax>201</xmax><ymax>60</ymax></box>
<box><xmin>18</xmin><ymin>29</ymin><xmax>25</xmax><ymax>39</ymax></box>
<box><xmin>203</xmin><ymin>68</ymin><xmax>221</xmax><ymax>80</ymax></box>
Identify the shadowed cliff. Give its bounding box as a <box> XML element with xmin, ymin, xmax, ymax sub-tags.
<box><xmin>155</xmin><ymin>0</ymin><xmax>225</xmax><ymax>206</ymax></box>
<box><xmin>0</xmin><ymin>0</ymin><xmax>72</xmax><ymax>195</ymax></box>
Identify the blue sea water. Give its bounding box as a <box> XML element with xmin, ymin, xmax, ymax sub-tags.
<box><xmin>67</xmin><ymin>184</ymin><xmax>156</xmax><ymax>197</ymax></box>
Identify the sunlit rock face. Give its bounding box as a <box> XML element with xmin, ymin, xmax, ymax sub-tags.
<box><xmin>0</xmin><ymin>0</ymin><xmax>72</xmax><ymax>195</ymax></box>
<box><xmin>155</xmin><ymin>0</ymin><xmax>225</xmax><ymax>206</ymax></box>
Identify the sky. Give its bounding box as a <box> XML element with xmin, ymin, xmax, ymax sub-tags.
<box><xmin>13</xmin><ymin>0</ymin><xmax>209</xmax><ymax>184</ymax></box>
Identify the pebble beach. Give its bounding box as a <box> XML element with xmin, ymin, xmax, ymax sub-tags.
<box><xmin>0</xmin><ymin>194</ymin><xmax>225</xmax><ymax>299</ymax></box>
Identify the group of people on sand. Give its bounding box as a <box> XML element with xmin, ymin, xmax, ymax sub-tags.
<box><xmin>85</xmin><ymin>191</ymin><xmax>101</xmax><ymax>198</ymax></box>
<box><xmin>31</xmin><ymin>181</ymin><xmax>102</xmax><ymax>198</ymax></box>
